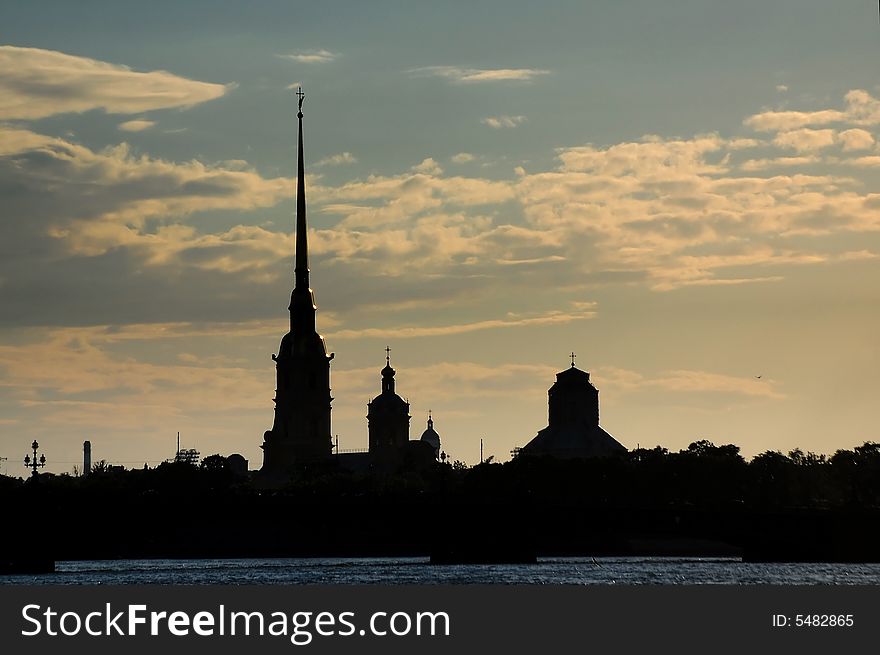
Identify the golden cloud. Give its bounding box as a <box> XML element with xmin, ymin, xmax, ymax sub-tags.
<box><xmin>0</xmin><ymin>45</ymin><xmax>229</xmax><ymax>120</ymax></box>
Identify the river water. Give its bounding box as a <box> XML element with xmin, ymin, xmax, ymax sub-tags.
<box><xmin>4</xmin><ymin>557</ymin><xmax>880</xmax><ymax>585</ymax></box>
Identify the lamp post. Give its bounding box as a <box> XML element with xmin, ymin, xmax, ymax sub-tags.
<box><xmin>24</xmin><ymin>440</ymin><xmax>46</xmax><ymax>477</ymax></box>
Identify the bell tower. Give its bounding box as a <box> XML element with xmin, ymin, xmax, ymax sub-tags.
<box><xmin>261</xmin><ymin>88</ymin><xmax>334</xmax><ymax>476</ymax></box>
<box><xmin>367</xmin><ymin>348</ymin><xmax>411</xmax><ymax>459</ymax></box>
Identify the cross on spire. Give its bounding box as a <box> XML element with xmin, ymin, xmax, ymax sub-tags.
<box><xmin>296</xmin><ymin>86</ymin><xmax>305</xmax><ymax>117</ymax></box>
<box><xmin>570</xmin><ymin>352</ymin><xmax>577</xmax><ymax>368</ymax></box>
<box><xmin>385</xmin><ymin>346</ymin><xmax>391</xmax><ymax>365</ymax></box>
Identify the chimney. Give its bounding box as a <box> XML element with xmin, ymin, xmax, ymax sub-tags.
<box><xmin>83</xmin><ymin>440</ymin><xmax>91</xmax><ymax>476</ymax></box>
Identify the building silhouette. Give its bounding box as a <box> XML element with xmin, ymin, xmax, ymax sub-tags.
<box><xmin>227</xmin><ymin>453</ymin><xmax>249</xmax><ymax>477</ymax></box>
<box><xmin>520</xmin><ymin>359</ymin><xmax>626</xmax><ymax>459</ymax></box>
<box><xmin>261</xmin><ymin>89</ymin><xmax>334</xmax><ymax>477</ymax></box>
<box><xmin>420</xmin><ymin>412</ymin><xmax>441</xmax><ymax>460</ymax></box>
<box><xmin>330</xmin><ymin>352</ymin><xmax>436</xmax><ymax>473</ymax></box>
<box><xmin>257</xmin><ymin>92</ymin><xmax>434</xmax><ymax>480</ymax></box>
<box><xmin>367</xmin><ymin>349</ymin><xmax>411</xmax><ymax>463</ymax></box>
<box><xmin>257</xmin><ymin>93</ymin><xmax>623</xmax><ymax>478</ymax></box>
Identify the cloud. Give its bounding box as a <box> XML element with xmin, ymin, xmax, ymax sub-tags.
<box><xmin>327</xmin><ymin>306</ymin><xmax>596</xmax><ymax>340</ymax></box>
<box><xmin>727</xmin><ymin>138</ymin><xmax>762</xmax><ymax>150</ymax></box>
<box><xmin>408</xmin><ymin>66</ymin><xmax>550</xmax><ymax>83</ymax></box>
<box><xmin>451</xmin><ymin>152</ymin><xmax>475</xmax><ymax>163</ymax></box>
<box><xmin>843</xmin><ymin>155</ymin><xmax>880</xmax><ymax>168</ymax></box>
<box><xmin>744</xmin><ymin>89</ymin><xmax>880</xmax><ymax>132</ymax></box>
<box><xmin>776</xmin><ymin>84</ymin><xmax>789</xmax><ymax>93</ymax></box>
<box><xmin>838</xmin><ymin>249</ymin><xmax>879</xmax><ymax>261</ymax></box>
<box><xmin>23</xmin><ymin>113</ymin><xmax>876</xmax><ymax>299</ymax></box>
<box><xmin>320</xmin><ymin>168</ymin><xmax>513</xmax><ymax>230</ymax></box>
<box><xmin>333</xmin><ymin>361</ymin><xmax>557</xmax><ymax>406</ymax></box>
<box><xmin>842</xmin><ymin>89</ymin><xmax>880</xmax><ymax>124</ymax></box>
<box><xmin>314</xmin><ymin>152</ymin><xmax>357</xmax><ymax>167</ymax></box>
<box><xmin>287</xmin><ymin>103</ymin><xmax>880</xmax><ymax>292</ymax></box>
<box><xmin>0</xmin><ymin>125</ymin><xmax>292</xmax><ymax>324</ymax></box>
<box><xmin>0</xmin><ymin>326</ymin><xmax>268</xmax><ymax>407</ymax></box>
<box><xmin>739</xmin><ymin>155</ymin><xmax>820</xmax><ymax>171</ymax></box>
<box><xmin>511</xmin><ymin>123</ymin><xmax>880</xmax><ymax>288</ymax></box>
<box><xmin>597</xmin><ymin>367</ymin><xmax>785</xmax><ymax>399</ymax></box>
<box><xmin>838</xmin><ymin>128</ymin><xmax>875</xmax><ymax>152</ymax></box>
<box><xmin>0</xmin><ymin>45</ymin><xmax>229</xmax><ymax>120</ymax></box>
<box><xmin>276</xmin><ymin>49</ymin><xmax>339</xmax><ymax>64</ymax></box>
<box><xmin>0</xmin><ymin>325</ymin><xmax>273</xmax><ymax>459</ymax></box>
<box><xmin>6</xmin><ymin>86</ymin><xmax>880</xmax><ymax>336</ymax></box>
<box><xmin>0</xmin><ymin>126</ymin><xmax>288</xmax><ymax>231</ymax></box>
<box><xmin>0</xmin><ymin>127</ymin><xmax>290</xmax><ymax>243</ymax></box>
<box><xmin>482</xmin><ymin>115</ymin><xmax>526</xmax><ymax>129</ymax></box>
<box><xmin>555</xmin><ymin>134</ymin><xmax>728</xmax><ymax>175</ymax></box>
<box><xmin>73</xmin><ymin>320</ymin><xmax>292</xmax><ymax>342</ymax></box>
<box><xmin>118</xmin><ymin>119</ymin><xmax>156</xmax><ymax>132</ymax></box>
<box><xmin>411</xmin><ymin>157</ymin><xmax>443</xmax><ymax>175</ymax></box>
<box><xmin>773</xmin><ymin>128</ymin><xmax>836</xmax><ymax>153</ymax></box>
<box><xmin>744</xmin><ymin>109</ymin><xmax>844</xmax><ymax>132</ymax></box>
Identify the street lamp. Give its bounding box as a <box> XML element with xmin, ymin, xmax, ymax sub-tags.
<box><xmin>24</xmin><ymin>440</ymin><xmax>46</xmax><ymax>477</ymax></box>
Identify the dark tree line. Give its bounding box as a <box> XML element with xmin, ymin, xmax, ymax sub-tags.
<box><xmin>2</xmin><ymin>441</ymin><xmax>880</xmax><ymax>562</ymax></box>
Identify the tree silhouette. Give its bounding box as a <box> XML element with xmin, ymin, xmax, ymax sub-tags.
<box><xmin>201</xmin><ymin>454</ymin><xmax>228</xmax><ymax>472</ymax></box>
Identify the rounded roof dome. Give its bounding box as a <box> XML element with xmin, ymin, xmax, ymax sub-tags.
<box><xmin>370</xmin><ymin>392</ymin><xmax>408</xmax><ymax>409</ymax></box>
<box><xmin>420</xmin><ymin>417</ymin><xmax>441</xmax><ymax>449</ymax></box>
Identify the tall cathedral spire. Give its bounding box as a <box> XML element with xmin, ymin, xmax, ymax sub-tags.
<box><xmin>294</xmin><ymin>87</ymin><xmax>309</xmax><ymax>291</ymax></box>
<box><xmin>288</xmin><ymin>87</ymin><xmax>316</xmax><ymax>335</ymax></box>
<box><xmin>261</xmin><ymin>87</ymin><xmax>333</xmax><ymax>478</ymax></box>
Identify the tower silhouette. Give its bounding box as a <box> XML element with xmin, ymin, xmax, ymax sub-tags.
<box><xmin>367</xmin><ymin>348</ymin><xmax>411</xmax><ymax>462</ymax></box>
<box><xmin>520</xmin><ymin>356</ymin><xmax>625</xmax><ymax>459</ymax></box>
<box><xmin>419</xmin><ymin>411</ymin><xmax>441</xmax><ymax>460</ymax></box>
<box><xmin>261</xmin><ymin>89</ymin><xmax>334</xmax><ymax>476</ymax></box>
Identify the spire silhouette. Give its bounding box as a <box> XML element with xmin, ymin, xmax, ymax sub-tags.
<box><xmin>288</xmin><ymin>86</ymin><xmax>317</xmax><ymax>335</ymax></box>
<box><xmin>295</xmin><ymin>87</ymin><xmax>309</xmax><ymax>291</ymax></box>
<box><xmin>382</xmin><ymin>347</ymin><xmax>396</xmax><ymax>394</ymax></box>
<box><xmin>261</xmin><ymin>87</ymin><xmax>333</xmax><ymax>476</ymax></box>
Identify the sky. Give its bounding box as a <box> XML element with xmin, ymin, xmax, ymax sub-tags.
<box><xmin>2</xmin><ymin>0</ymin><xmax>880</xmax><ymax>476</ymax></box>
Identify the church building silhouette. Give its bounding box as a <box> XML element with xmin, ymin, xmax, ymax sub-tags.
<box><xmin>260</xmin><ymin>91</ymin><xmax>624</xmax><ymax>478</ymax></box>
<box><xmin>260</xmin><ymin>89</ymin><xmax>334</xmax><ymax>477</ymax></box>
<box><xmin>519</xmin><ymin>356</ymin><xmax>626</xmax><ymax>459</ymax></box>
